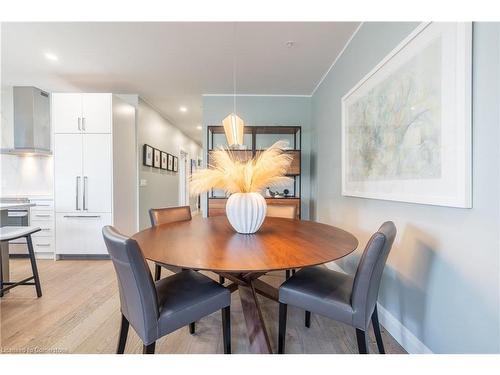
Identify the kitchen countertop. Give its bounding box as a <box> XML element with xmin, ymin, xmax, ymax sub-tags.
<box><xmin>0</xmin><ymin>194</ymin><xmax>53</xmax><ymax>200</ymax></box>
<box><xmin>0</xmin><ymin>203</ymin><xmax>36</xmax><ymax>210</ymax></box>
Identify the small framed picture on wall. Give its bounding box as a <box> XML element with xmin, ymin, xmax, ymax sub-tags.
<box><xmin>167</xmin><ymin>153</ymin><xmax>174</xmax><ymax>171</ymax></box>
<box><xmin>143</xmin><ymin>144</ymin><xmax>153</xmax><ymax>166</ymax></box>
<box><xmin>160</xmin><ymin>151</ymin><xmax>168</xmax><ymax>170</ymax></box>
<box><xmin>153</xmin><ymin>148</ymin><xmax>161</xmax><ymax>168</ymax></box>
<box><xmin>173</xmin><ymin>156</ymin><xmax>178</xmax><ymax>172</ymax></box>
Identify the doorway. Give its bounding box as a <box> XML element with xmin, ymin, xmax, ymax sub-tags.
<box><xmin>178</xmin><ymin>150</ymin><xmax>189</xmax><ymax>208</ymax></box>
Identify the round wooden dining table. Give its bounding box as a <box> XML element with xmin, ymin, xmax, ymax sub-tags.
<box><xmin>132</xmin><ymin>215</ymin><xmax>358</xmax><ymax>354</ymax></box>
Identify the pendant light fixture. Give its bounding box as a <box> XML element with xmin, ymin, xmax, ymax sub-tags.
<box><xmin>223</xmin><ymin>23</ymin><xmax>245</xmax><ymax>148</ymax></box>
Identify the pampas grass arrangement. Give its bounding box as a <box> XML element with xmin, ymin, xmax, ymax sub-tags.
<box><xmin>190</xmin><ymin>140</ymin><xmax>293</xmax><ymax>195</ymax></box>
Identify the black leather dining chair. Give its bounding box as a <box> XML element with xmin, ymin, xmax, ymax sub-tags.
<box><xmin>277</xmin><ymin>221</ymin><xmax>396</xmax><ymax>354</ymax></box>
<box><xmin>103</xmin><ymin>225</ymin><xmax>231</xmax><ymax>354</ymax></box>
<box><xmin>150</xmin><ymin>206</ymin><xmax>227</xmax><ymax>288</ymax></box>
<box><xmin>149</xmin><ymin>206</ymin><xmax>192</xmax><ymax>281</ymax></box>
<box><xmin>266</xmin><ymin>204</ymin><xmax>298</xmax><ymax>280</ymax></box>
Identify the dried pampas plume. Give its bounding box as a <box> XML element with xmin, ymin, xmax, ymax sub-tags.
<box><xmin>190</xmin><ymin>140</ymin><xmax>293</xmax><ymax>195</ymax></box>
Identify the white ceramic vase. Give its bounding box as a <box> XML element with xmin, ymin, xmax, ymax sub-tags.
<box><xmin>226</xmin><ymin>192</ymin><xmax>267</xmax><ymax>234</ymax></box>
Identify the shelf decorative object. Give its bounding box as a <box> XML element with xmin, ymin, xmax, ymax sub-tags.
<box><xmin>191</xmin><ymin>141</ymin><xmax>292</xmax><ymax>233</ymax></box>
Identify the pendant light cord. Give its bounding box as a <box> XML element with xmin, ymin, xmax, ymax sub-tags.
<box><xmin>233</xmin><ymin>22</ymin><xmax>237</xmax><ymax>116</ymax></box>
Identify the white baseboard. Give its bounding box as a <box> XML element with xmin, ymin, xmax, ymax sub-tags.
<box><xmin>325</xmin><ymin>261</ymin><xmax>433</xmax><ymax>354</ymax></box>
<box><xmin>375</xmin><ymin>303</ymin><xmax>432</xmax><ymax>354</ymax></box>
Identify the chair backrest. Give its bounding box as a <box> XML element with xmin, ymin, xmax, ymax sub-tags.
<box><xmin>149</xmin><ymin>206</ymin><xmax>192</xmax><ymax>227</ymax></box>
<box><xmin>351</xmin><ymin>221</ymin><xmax>396</xmax><ymax>329</ymax></box>
<box><xmin>102</xmin><ymin>226</ymin><xmax>159</xmax><ymax>344</ymax></box>
<box><xmin>266</xmin><ymin>204</ymin><xmax>297</xmax><ymax>219</ymax></box>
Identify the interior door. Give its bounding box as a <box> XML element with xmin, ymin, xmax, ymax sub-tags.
<box><xmin>52</xmin><ymin>93</ymin><xmax>82</xmax><ymax>134</ymax></box>
<box><xmin>81</xmin><ymin>93</ymin><xmax>112</xmax><ymax>133</ymax></box>
<box><xmin>179</xmin><ymin>151</ymin><xmax>189</xmax><ymax>206</ymax></box>
<box><xmin>54</xmin><ymin>134</ymin><xmax>83</xmax><ymax>212</ymax></box>
<box><xmin>82</xmin><ymin>133</ymin><xmax>112</xmax><ymax>213</ymax></box>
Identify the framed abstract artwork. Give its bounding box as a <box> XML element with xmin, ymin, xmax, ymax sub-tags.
<box><xmin>160</xmin><ymin>151</ymin><xmax>168</xmax><ymax>170</ymax></box>
<box><xmin>153</xmin><ymin>148</ymin><xmax>161</xmax><ymax>168</ymax></box>
<box><xmin>341</xmin><ymin>22</ymin><xmax>472</xmax><ymax>208</ymax></box>
<box><xmin>143</xmin><ymin>144</ymin><xmax>153</xmax><ymax>167</ymax></box>
<box><xmin>167</xmin><ymin>153</ymin><xmax>174</xmax><ymax>171</ymax></box>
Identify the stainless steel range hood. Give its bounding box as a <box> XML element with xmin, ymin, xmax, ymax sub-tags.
<box><xmin>1</xmin><ymin>86</ymin><xmax>52</xmax><ymax>156</ymax></box>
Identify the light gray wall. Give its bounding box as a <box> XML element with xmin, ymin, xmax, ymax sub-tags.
<box><xmin>112</xmin><ymin>96</ymin><xmax>138</xmax><ymax>236</ymax></box>
<box><xmin>311</xmin><ymin>22</ymin><xmax>500</xmax><ymax>353</ymax></box>
<box><xmin>137</xmin><ymin>99</ymin><xmax>202</xmax><ymax>229</ymax></box>
<box><xmin>202</xmin><ymin>95</ymin><xmax>312</xmax><ymax>219</ymax></box>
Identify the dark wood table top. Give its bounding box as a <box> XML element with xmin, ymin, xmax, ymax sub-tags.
<box><xmin>132</xmin><ymin>216</ymin><xmax>358</xmax><ymax>273</ymax></box>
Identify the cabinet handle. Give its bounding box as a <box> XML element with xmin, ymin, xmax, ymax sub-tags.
<box><xmin>83</xmin><ymin>176</ymin><xmax>88</xmax><ymax>211</ymax></box>
<box><xmin>36</xmin><ymin>243</ymin><xmax>51</xmax><ymax>247</ymax></box>
<box><xmin>41</xmin><ymin>228</ymin><xmax>51</xmax><ymax>231</ymax></box>
<box><xmin>63</xmin><ymin>215</ymin><xmax>101</xmax><ymax>218</ymax></box>
<box><xmin>35</xmin><ymin>214</ymin><xmax>51</xmax><ymax>218</ymax></box>
<box><xmin>82</xmin><ymin>117</ymin><xmax>86</xmax><ymax>131</ymax></box>
<box><xmin>76</xmin><ymin>176</ymin><xmax>81</xmax><ymax>210</ymax></box>
<box><xmin>78</xmin><ymin>117</ymin><xmax>81</xmax><ymax>131</ymax></box>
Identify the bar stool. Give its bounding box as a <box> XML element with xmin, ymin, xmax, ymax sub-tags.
<box><xmin>0</xmin><ymin>226</ymin><xmax>42</xmax><ymax>298</ymax></box>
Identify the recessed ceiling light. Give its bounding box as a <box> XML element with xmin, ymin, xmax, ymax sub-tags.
<box><xmin>196</xmin><ymin>125</ymin><xmax>202</xmax><ymax>130</ymax></box>
<box><xmin>44</xmin><ymin>52</ymin><xmax>59</xmax><ymax>62</ymax></box>
<box><xmin>179</xmin><ymin>106</ymin><xmax>188</xmax><ymax>112</ymax></box>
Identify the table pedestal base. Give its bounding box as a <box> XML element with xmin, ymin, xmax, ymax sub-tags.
<box><xmin>218</xmin><ymin>272</ymin><xmax>279</xmax><ymax>354</ymax></box>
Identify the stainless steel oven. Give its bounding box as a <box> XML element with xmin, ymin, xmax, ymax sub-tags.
<box><xmin>0</xmin><ymin>198</ymin><xmax>30</xmax><ymax>252</ymax></box>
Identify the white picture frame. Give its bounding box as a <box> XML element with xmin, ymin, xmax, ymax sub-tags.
<box><xmin>341</xmin><ymin>22</ymin><xmax>472</xmax><ymax>208</ymax></box>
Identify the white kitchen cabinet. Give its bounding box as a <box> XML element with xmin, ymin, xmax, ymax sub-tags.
<box><xmin>32</xmin><ymin>237</ymin><xmax>55</xmax><ymax>254</ymax></box>
<box><xmin>55</xmin><ymin>213</ymin><xmax>111</xmax><ymax>255</ymax></box>
<box><xmin>53</xmin><ymin>94</ymin><xmax>137</xmax><ymax>256</ymax></box>
<box><xmin>82</xmin><ymin>134</ymin><xmax>112</xmax><ymax>213</ymax></box>
<box><xmin>29</xmin><ymin>198</ymin><xmax>55</xmax><ymax>258</ymax></box>
<box><xmin>54</xmin><ymin>133</ymin><xmax>111</xmax><ymax>254</ymax></box>
<box><xmin>52</xmin><ymin>93</ymin><xmax>111</xmax><ymax>134</ymax></box>
<box><xmin>54</xmin><ymin>134</ymin><xmax>83</xmax><ymax>212</ymax></box>
<box><xmin>81</xmin><ymin>94</ymin><xmax>112</xmax><ymax>133</ymax></box>
<box><xmin>52</xmin><ymin>93</ymin><xmax>82</xmax><ymax>134</ymax></box>
<box><xmin>31</xmin><ymin>219</ymin><xmax>54</xmax><ymax>238</ymax></box>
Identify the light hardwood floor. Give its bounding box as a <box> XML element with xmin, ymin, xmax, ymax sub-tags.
<box><xmin>0</xmin><ymin>258</ymin><xmax>405</xmax><ymax>354</ymax></box>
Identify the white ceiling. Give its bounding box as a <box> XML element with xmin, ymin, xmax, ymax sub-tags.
<box><xmin>1</xmin><ymin>22</ymin><xmax>359</xmax><ymax>142</ymax></box>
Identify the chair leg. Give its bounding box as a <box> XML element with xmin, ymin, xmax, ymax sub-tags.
<box><xmin>278</xmin><ymin>303</ymin><xmax>288</xmax><ymax>354</ymax></box>
<box><xmin>116</xmin><ymin>314</ymin><xmax>129</xmax><ymax>354</ymax></box>
<box><xmin>221</xmin><ymin>305</ymin><xmax>231</xmax><ymax>354</ymax></box>
<box><xmin>292</xmin><ymin>269</ymin><xmax>296</xmax><ymax>275</ymax></box>
<box><xmin>305</xmin><ymin>310</ymin><xmax>311</xmax><ymax>328</ymax></box>
<box><xmin>219</xmin><ymin>275</ymin><xmax>225</xmax><ymax>284</ymax></box>
<box><xmin>154</xmin><ymin>264</ymin><xmax>161</xmax><ymax>281</ymax></box>
<box><xmin>355</xmin><ymin>329</ymin><xmax>368</xmax><ymax>354</ymax></box>
<box><xmin>26</xmin><ymin>235</ymin><xmax>42</xmax><ymax>297</ymax></box>
<box><xmin>371</xmin><ymin>306</ymin><xmax>385</xmax><ymax>354</ymax></box>
<box><xmin>189</xmin><ymin>322</ymin><xmax>196</xmax><ymax>334</ymax></box>
<box><xmin>143</xmin><ymin>342</ymin><xmax>156</xmax><ymax>354</ymax></box>
<box><xmin>285</xmin><ymin>270</ymin><xmax>290</xmax><ymax>279</ymax></box>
